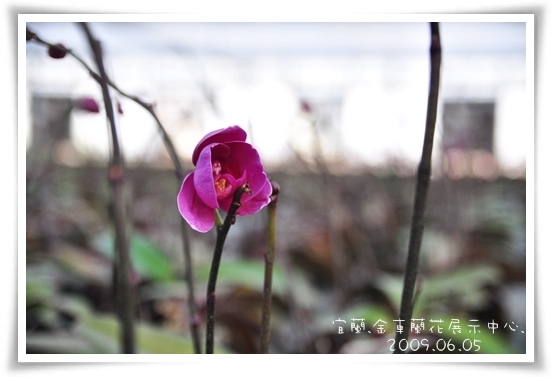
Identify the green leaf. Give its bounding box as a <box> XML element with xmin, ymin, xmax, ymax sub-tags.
<box><xmin>26</xmin><ymin>275</ymin><xmax>55</xmax><ymax>306</ymax></box>
<box><xmin>413</xmin><ymin>265</ymin><xmax>503</xmax><ymax>316</ymax></box>
<box><xmin>342</xmin><ymin>304</ymin><xmax>395</xmax><ymax>328</ymax></box>
<box><xmin>26</xmin><ymin>333</ymin><xmax>94</xmax><ymax>354</ymax></box>
<box><xmin>76</xmin><ymin>314</ymin><xmax>227</xmax><ymax>354</ymax></box>
<box><xmin>93</xmin><ymin>232</ymin><xmax>174</xmax><ymax>281</ymax></box>
<box><xmin>195</xmin><ymin>259</ymin><xmax>285</xmax><ymax>295</ymax></box>
<box><xmin>129</xmin><ymin>235</ymin><xmax>175</xmax><ymax>281</ymax></box>
<box><xmin>53</xmin><ymin>243</ymin><xmax>111</xmax><ymax>285</ymax></box>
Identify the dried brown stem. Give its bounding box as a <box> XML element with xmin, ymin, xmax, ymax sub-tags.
<box><xmin>259</xmin><ymin>182</ymin><xmax>279</xmax><ymax>353</ymax></box>
<box><xmin>79</xmin><ymin>22</ymin><xmax>135</xmax><ymax>354</ymax></box>
<box><xmin>29</xmin><ymin>26</ymin><xmax>201</xmax><ymax>353</ymax></box>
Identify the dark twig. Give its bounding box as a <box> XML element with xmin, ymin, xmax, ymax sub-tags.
<box><xmin>393</xmin><ymin>22</ymin><xmax>442</xmax><ymax>354</ymax></box>
<box><xmin>29</xmin><ymin>30</ymin><xmax>186</xmax><ymax>181</ymax></box>
<box><xmin>260</xmin><ymin>181</ymin><xmax>279</xmax><ymax>353</ymax></box>
<box><xmin>75</xmin><ymin>39</ymin><xmax>201</xmax><ymax>354</ymax></box>
<box><xmin>205</xmin><ymin>183</ymin><xmax>252</xmax><ymax>354</ymax></box>
<box><xmin>131</xmin><ymin>99</ymin><xmax>200</xmax><ymax>354</ymax></box>
<box><xmin>29</xmin><ymin>27</ymin><xmax>201</xmax><ymax>353</ymax></box>
<box><xmin>101</xmin><ymin>70</ymin><xmax>201</xmax><ymax>355</ymax></box>
<box><xmin>79</xmin><ymin>22</ymin><xmax>135</xmax><ymax>354</ymax></box>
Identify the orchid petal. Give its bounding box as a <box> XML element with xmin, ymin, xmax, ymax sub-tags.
<box><xmin>237</xmin><ymin>177</ymin><xmax>272</xmax><ymax>216</ymax></box>
<box><xmin>225</xmin><ymin>142</ymin><xmax>269</xmax><ymax>199</ymax></box>
<box><xmin>193</xmin><ymin>145</ymin><xmax>219</xmax><ymax>208</ymax></box>
<box><xmin>177</xmin><ymin>172</ymin><xmax>215</xmax><ymax>232</ymax></box>
<box><xmin>192</xmin><ymin>126</ymin><xmax>247</xmax><ymax>165</ymax></box>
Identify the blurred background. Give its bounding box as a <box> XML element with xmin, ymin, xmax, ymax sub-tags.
<box><xmin>25</xmin><ymin>21</ymin><xmax>528</xmax><ymax>354</ymax></box>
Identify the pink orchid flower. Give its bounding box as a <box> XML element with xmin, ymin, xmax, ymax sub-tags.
<box><xmin>177</xmin><ymin>126</ymin><xmax>272</xmax><ymax>232</ymax></box>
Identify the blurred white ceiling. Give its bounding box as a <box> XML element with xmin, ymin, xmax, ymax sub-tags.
<box><xmin>26</xmin><ymin>22</ymin><xmax>526</xmax><ymax>59</ymax></box>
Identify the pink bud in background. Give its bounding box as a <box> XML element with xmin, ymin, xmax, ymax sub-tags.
<box><xmin>300</xmin><ymin>99</ymin><xmax>312</xmax><ymax>114</ymax></box>
<box><xmin>48</xmin><ymin>43</ymin><xmax>67</xmax><ymax>59</ymax></box>
<box><xmin>75</xmin><ymin>97</ymin><xmax>100</xmax><ymax>113</ymax></box>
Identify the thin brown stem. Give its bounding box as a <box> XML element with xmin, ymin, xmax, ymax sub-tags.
<box><xmin>30</xmin><ymin>30</ymin><xmax>187</xmax><ymax>182</ymax></box>
<box><xmin>260</xmin><ymin>182</ymin><xmax>279</xmax><ymax>353</ymax></box>
<box><xmin>29</xmin><ymin>27</ymin><xmax>201</xmax><ymax>353</ymax></box>
<box><xmin>79</xmin><ymin>22</ymin><xmax>135</xmax><ymax>354</ymax></box>
<box><xmin>393</xmin><ymin>22</ymin><xmax>442</xmax><ymax>354</ymax></box>
<box><xmin>109</xmin><ymin>74</ymin><xmax>200</xmax><ymax>354</ymax></box>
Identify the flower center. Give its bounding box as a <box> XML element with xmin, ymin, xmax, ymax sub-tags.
<box><xmin>212</xmin><ymin>160</ymin><xmax>222</xmax><ymax>176</ymax></box>
<box><xmin>214</xmin><ymin>178</ymin><xmax>232</xmax><ymax>199</ymax></box>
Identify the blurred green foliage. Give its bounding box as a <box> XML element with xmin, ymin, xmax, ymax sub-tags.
<box><xmin>26</xmin><ymin>165</ymin><xmax>527</xmax><ymax>354</ymax></box>
<box><xmin>93</xmin><ymin>231</ymin><xmax>175</xmax><ymax>282</ymax></box>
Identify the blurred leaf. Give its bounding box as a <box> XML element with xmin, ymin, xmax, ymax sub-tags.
<box><xmin>74</xmin><ymin>316</ymin><xmax>126</xmax><ymax>353</ymax></box>
<box><xmin>414</xmin><ymin>265</ymin><xmax>502</xmax><ymax>316</ymax></box>
<box><xmin>75</xmin><ymin>314</ymin><xmax>226</xmax><ymax>354</ymax></box>
<box><xmin>342</xmin><ymin>304</ymin><xmax>395</xmax><ymax>329</ymax></box>
<box><xmin>26</xmin><ymin>274</ymin><xmax>55</xmax><ymax>306</ymax></box>
<box><xmin>373</xmin><ymin>273</ymin><xmax>404</xmax><ymax>312</ymax></box>
<box><xmin>129</xmin><ymin>235</ymin><xmax>175</xmax><ymax>281</ymax></box>
<box><xmin>26</xmin><ymin>333</ymin><xmax>93</xmax><ymax>354</ymax></box>
<box><xmin>195</xmin><ymin>259</ymin><xmax>285</xmax><ymax>295</ymax></box>
<box><xmin>92</xmin><ymin>232</ymin><xmax>174</xmax><ymax>281</ymax></box>
<box><xmin>53</xmin><ymin>242</ymin><xmax>111</xmax><ymax>285</ymax></box>
<box><xmin>465</xmin><ymin>192</ymin><xmax>526</xmax><ymax>264</ymax></box>
<box><xmin>56</xmin><ymin>294</ymin><xmax>95</xmax><ymax>319</ymax></box>
<box><xmin>139</xmin><ymin>281</ymin><xmax>187</xmax><ymax>302</ymax></box>
<box><xmin>28</xmin><ymin>306</ymin><xmax>60</xmax><ymax>329</ymax></box>
<box><xmin>135</xmin><ymin>322</ymin><xmax>199</xmax><ymax>354</ymax></box>
<box><xmin>27</xmin><ymin>272</ymin><xmax>96</xmax><ymax>336</ymax></box>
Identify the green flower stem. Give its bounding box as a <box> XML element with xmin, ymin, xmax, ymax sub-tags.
<box><xmin>393</xmin><ymin>22</ymin><xmax>441</xmax><ymax>354</ymax></box>
<box><xmin>205</xmin><ymin>183</ymin><xmax>252</xmax><ymax>354</ymax></box>
<box><xmin>260</xmin><ymin>182</ymin><xmax>279</xmax><ymax>353</ymax></box>
<box><xmin>214</xmin><ymin>209</ymin><xmax>224</xmax><ymax>229</ymax></box>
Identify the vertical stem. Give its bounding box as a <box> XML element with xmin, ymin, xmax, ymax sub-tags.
<box><xmin>30</xmin><ymin>27</ymin><xmax>200</xmax><ymax>354</ymax></box>
<box><xmin>113</xmin><ymin>87</ymin><xmax>202</xmax><ymax>354</ymax></box>
<box><xmin>260</xmin><ymin>182</ymin><xmax>279</xmax><ymax>353</ymax></box>
<box><xmin>99</xmin><ymin>64</ymin><xmax>202</xmax><ymax>355</ymax></box>
<box><xmin>394</xmin><ymin>22</ymin><xmax>441</xmax><ymax>354</ymax></box>
<box><xmin>80</xmin><ymin>22</ymin><xmax>135</xmax><ymax>354</ymax></box>
<box><xmin>205</xmin><ymin>184</ymin><xmax>251</xmax><ymax>354</ymax></box>
<box><xmin>179</xmin><ymin>218</ymin><xmax>201</xmax><ymax>353</ymax></box>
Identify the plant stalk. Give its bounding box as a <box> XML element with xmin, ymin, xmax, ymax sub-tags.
<box><xmin>205</xmin><ymin>183</ymin><xmax>252</xmax><ymax>354</ymax></box>
<box><xmin>393</xmin><ymin>22</ymin><xmax>442</xmax><ymax>354</ymax></box>
<box><xmin>79</xmin><ymin>22</ymin><xmax>135</xmax><ymax>354</ymax></box>
<box><xmin>30</xmin><ymin>27</ymin><xmax>201</xmax><ymax>353</ymax></box>
<box><xmin>260</xmin><ymin>182</ymin><xmax>279</xmax><ymax>353</ymax></box>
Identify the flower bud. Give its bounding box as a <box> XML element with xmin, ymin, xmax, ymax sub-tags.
<box><xmin>48</xmin><ymin>43</ymin><xmax>67</xmax><ymax>59</ymax></box>
<box><xmin>75</xmin><ymin>97</ymin><xmax>100</xmax><ymax>113</ymax></box>
<box><xmin>300</xmin><ymin>99</ymin><xmax>312</xmax><ymax>114</ymax></box>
